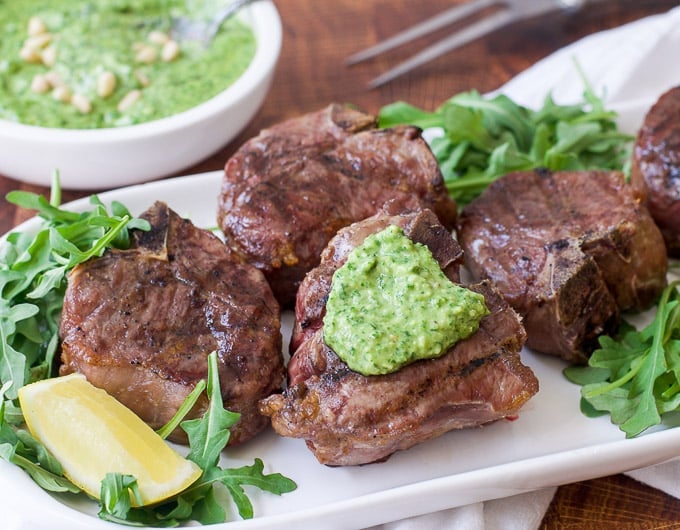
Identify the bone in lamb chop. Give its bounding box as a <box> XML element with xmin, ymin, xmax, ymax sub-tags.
<box><xmin>260</xmin><ymin>209</ymin><xmax>538</xmax><ymax>466</ymax></box>
<box><xmin>59</xmin><ymin>201</ymin><xmax>284</xmax><ymax>445</ymax></box>
<box><xmin>217</xmin><ymin>103</ymin><xmax>458</xmax><ymax>307</ymax></box>
<box><xmin>457</xmin><ymin>169</ymin><xmax>668</xmax><ymax>363</ymax></box>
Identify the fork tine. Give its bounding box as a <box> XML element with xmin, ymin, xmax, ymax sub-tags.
<box><xmin>367</xmin><ymin>9</ymin><xmax>514</xmax><ymax>88</ymax></box>
<box><xmin>347</xmin><ymin>0</ymin><xmax>501</xmax><ymax>65</ymax></box>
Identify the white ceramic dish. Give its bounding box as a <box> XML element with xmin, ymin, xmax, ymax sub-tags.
<box><xmin>1</xmin><ymin>165</ymin><xmax>678</xmax><ymax>530</ymax></box>
<box><xmin>0</xmin><ymin>1</ymin><xmax>281</xmax><ymax>191</ymax></box>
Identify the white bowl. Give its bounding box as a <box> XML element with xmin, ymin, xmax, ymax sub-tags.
<box><xmin>0</xmin><ymin>1</ymin><xmax>282</xmax><ymax>190</ymax></box>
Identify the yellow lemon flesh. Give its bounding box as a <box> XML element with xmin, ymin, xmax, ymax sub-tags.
<box><xmin>18</xmin><ymin>373</ymin><xmax>202</xmax><ymax>506</ymax></box>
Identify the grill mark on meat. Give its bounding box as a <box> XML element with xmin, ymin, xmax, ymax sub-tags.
<box><xmin>217</xmin><ymin>103</ymin><xmax>458</xmax><ymax>307</ymax></box>
<box><xmin>261</xmin><ymin>210</ymin><xmax>537</xmax><ymax>466</ymax></box>
<box><xmin>458</xmin><ymin>169</ymin><xmax>668</xmax><ymax>363</ymax></box>
<box><xmin>59</xmin><ymin>202</ymin><xmax>284</xmax><ymax>445</ymax></box>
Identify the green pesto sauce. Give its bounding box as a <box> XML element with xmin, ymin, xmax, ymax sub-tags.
<box><xmin>323</xmin><ymin>225</ymin><xmax>489</xmax><ymax>376</ymax></box>
<box><xmin>0</xmin><ymin>0</ymin><xmax>256</xmax><ymax>129</ymax></box>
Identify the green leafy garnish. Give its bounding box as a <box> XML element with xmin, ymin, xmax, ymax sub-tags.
<box><xmin>564</xmin><ymin>281</ymin><xmax>680</xmax><ymax>438</ymax></box>
<box><xmin>99</xmin><ymin>351</ymin><xmax>297</xmax><ymax>526</ymax></box>
<box><xmin>378</xmin><ymin>84</ymin><xmax>632</xmax><ymax>206</ymax></box>
<box><xmin>0</xmin><ymin>381</ymin><xmax>80</xmax><ymax>494</ymax></box>
<box><xmin>0</xmin><ymin>178</ymin><xmax>149</xmax><ymax>400</ymax></box>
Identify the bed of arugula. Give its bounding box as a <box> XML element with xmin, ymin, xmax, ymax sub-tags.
<box><xmin>0</xmin><ymin>80</ymin><xmax>678</xmax><ymax>527</ymax></box>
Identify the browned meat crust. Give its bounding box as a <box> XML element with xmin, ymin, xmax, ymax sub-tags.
<box><xmin>458</xmin><ymin>169</ymin><xmax>668</xmax><ymax>363</ymax></box>
<box><xmin>259</xmin><ymin>210</ymin><xmax>537</xmax><ymax>466</ymax></box>
<box><xmin>59</xmin><ymin>202</ymin><xmax>284</xmax><ymax>445</ymax></box>
<box><xmin>217</xmin><ymin>103</ymin><xmax>458</xmax><ymax>307</ymax></box>
<box><xmin>631</xmin><ymin>85</ymin><xmax>680</xmax><ymax>256</ymax></box>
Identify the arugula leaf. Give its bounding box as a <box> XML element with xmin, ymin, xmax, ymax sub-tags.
<box><xmin>99</xmin><ymin>474</ymin><xmax>145</xmax><ymax>523</ymax></box>
<box><xmin>564</xmin><ymin>281</ymin><xmax>680</xmax><ymax>437</ymax></box>
<box><xmin>155</xmin><ymin>379</ymin><xmax>206</xmax><ymax>440</ymax></box>
<box><xmin>99</xmin><ymin>352</ymin><xmax>297</xmax><ymax>526</ymax></box>
<box><xmin>183</xmin><ymin>352</ymin><xmax>240</xmax><ymax>470</ymax></box>
<box><xmin>0</xmin><ymin>178</ymin><xmax>149</xmax><ymax>399</ymax></box>
<box><xmin>378</xmin><ymin>83</ymin><xmax>632</xmax><ymax>206</ymax></box>
<box><xmin>0</xmin><ymin>382</ymin><xmax>80</xmax><ymax>494</ymax></box>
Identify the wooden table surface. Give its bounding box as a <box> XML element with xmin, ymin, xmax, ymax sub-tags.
<box><xmin>2</xmin><ymin>0</ymin><xmax>679</xmax><ymax>527</ymax></box>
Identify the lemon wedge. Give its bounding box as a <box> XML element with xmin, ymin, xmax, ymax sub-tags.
<box><xmin>18</xmin><ymin>373</ymin><xmax>202</xmax><ymax>506</ymax></box>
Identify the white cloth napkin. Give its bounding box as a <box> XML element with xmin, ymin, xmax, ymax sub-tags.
<box><xmin>370</xmin><ymin>5</ymin><xmax>680</xmax><ymax>529</ymax></box>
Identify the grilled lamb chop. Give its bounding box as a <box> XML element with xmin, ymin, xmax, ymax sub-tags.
<box><xmin>260</xmin><ymin>210</ymin><xmax>538</xmax><ymax>466</ymax></box>
<box><xmin>59</xmin><ymin>202</ymin><xmax>283</xmax><ymax>445</ymax></box>
<box><xmin>217</xmin><ymin>103</ymin><xmax>458</xmax><ymax>307</ymax></box>
<box><xmin>457</xmin><ymin>169</ymin><xmax>668</xmax><ymax>363</ymax></box>
<box><xmin>631</xmin><ymin>85</ymin><xmax>680</xmax><ymax>256</ymax></box>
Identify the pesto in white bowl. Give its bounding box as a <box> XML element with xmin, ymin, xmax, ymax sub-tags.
<box><xmin>0</xmin><ymin>0</ymin><xmax>281</xmax><ymax>189</ymax></box>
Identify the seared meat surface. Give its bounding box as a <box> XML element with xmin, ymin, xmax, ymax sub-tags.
<box><xmin>60</xmin><ymin>202</ymin><xmax>283</xmax><ymax>445</ymax></box>
<box><xmin>458</xmin><ymin>169</ymin><xmax>668</xmax><ymax>363</ymax></box>
<box><xmin>631</xmin><ymin>85</ymin><xmax>680</xmax><ymax>256</ymax></box>
<box><xmin>217</xmin><ymin>103</ymin><xmax>458</xmax><ymax>307</ymax></box>
<box><xmin>260</xmin><ymin>210</ymin><xmax>537</xmax><ymax>466</ymax></box>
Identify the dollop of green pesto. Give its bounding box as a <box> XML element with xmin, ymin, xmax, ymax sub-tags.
<box><xmin>323</xmin><ymin>224</ymin><xmax>489</xmax><ymax>376</ymax></box>
<box><xmin>0</xmin><ymin>0</ymin><xmax>256</xmax><ymax>129</ymax></box>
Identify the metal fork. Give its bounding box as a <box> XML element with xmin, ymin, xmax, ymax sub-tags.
<box><xmin>170</xmin><ymin>0</ymin><xmax>262</xmax><ymax>46</ymax></box>
<box><xmin>347</xmin><ymin>0</ymin><xmax>588</xmax><ymax>88</ymax></box>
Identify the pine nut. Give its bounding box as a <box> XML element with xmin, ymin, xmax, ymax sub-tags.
<box><xmin>25</xmin><ymin>33</ymin><xmax>53</xmax><ymax>50</ymax></box>
<box><xmin>52</xmin><ymin>85</ymin><xmax>72</xmax><ymax>103</ymax></box>
<box><xmin>19</xmin><ymin>46</ymin><xmax>41</xmax><ymax>63</ymax></box>
<box><xmin>71</xmin><ymin>94</ymin><xmax>92</xmax><ymax>114</ymax></box>
<box><xmin>134</xmin><ymin>69</ymin><xmax>150</xmax><ymax>87</ymax></box>
<box><xmin>161</xmin><ymin>40</ymin><xmax>180</xmax><ymax>62</ymax></box>
<box><xmin>41</xmin><ymin>45</ymin><xmax>57</xmax><ymax>67</ymax></box>
<box><xmin>148</xmin><ymin>30</ymin><xmax>169</xmax><ymax>45</ymax></box>
<box><xmin>44</xmin><ymin>71</ymin><xmax>65</xmax><ymax>88</ymax></box>
<box><xmin>27</xmin><ymin>16</ymin><xmax>47</xmax><ymax>36</ymax></box>
<box><xmin>134</xmin><ymin>45</ymin><xmax>157</xmax><ymax>64</ymax></box>
<box><xmin>30</xmin><ymin>74</ymin><xmax>50</xmax><ymax>94</ymax></box>
<box><xmin>117</xmin><ymin>89</ymin><xmax>141</xmax><ymax>112</ymax></box>
<box><xmin>96</xmin><ymin>71</ymin><xmax>117</xmax><ymax>98</ymax></box>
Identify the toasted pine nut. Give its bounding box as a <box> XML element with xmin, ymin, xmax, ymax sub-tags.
<box><xmin>134</xmin><ymin>45</ymin><xmax>157</xmax><ymax>64</ymax></box>
<box><xmin>134</xmin><ymin>69</ymin><xmax>150</xmax><ymax>87</ymax></box>
<box><xmin>44</xmin><ymin>70</ymin><xmax>65</xmax><ymax>88</ymax></box>
<box><xmin>148</xmin><ymin>30</ymin><xmax>169</xmax><ymax>45</ymax></box>
<box><xmin>52</xmin><ymin>85</ymin><xmax>72</xmax><ymax>103</ymax></box>
<box><xmin>161</xmin><ymin>40</ymin><xmax>180</xmax><ymax>62</ymax></box>
<box><xmin>19</xmin><ymin>46</ymin><xmax>41</xmax><ymax>63</ymax></box>
<box><xmin>27</xmin><ymin>16</ymin><xmax>47</xmax><ymax>36</ymax></box>
<box><xmin>71</xmin><ymin>94</ymin><xmax>92</xmax><ymax>114</ymax></box>
<box><xmin>25</xmin><ymin>33</ymin><xmax>53</xmax><ymax>50</ymax></box>
<box><xmin>41</xmin><ymin>45</ymin><xmax>57</xmax><ymax>67</ymax></box>
<box><xmin>30</xmin><ymin>74</ymin><xmax>50</xmax><ymax>94</ymax></box>
<box><xmin>117</xmin><ymin>89</ymin><xmax>141</xmax><ymax>112</ymax></box>
<box><xmin>96</xmin><ymin>71</ymin><xmax>117</xmax><ymax>98</ymax></box>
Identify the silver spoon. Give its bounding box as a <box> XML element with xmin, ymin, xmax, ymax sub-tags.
<box><xmin>170</xmin><ymin>0</ymin><xmax>261</xmax><ymax>46</ymax></box>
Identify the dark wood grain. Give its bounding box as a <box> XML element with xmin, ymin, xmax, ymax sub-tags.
<box><xmin>2</xmin><ymin>0</ymin><xmax>679</xmax><ymax>526</ymax></box>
